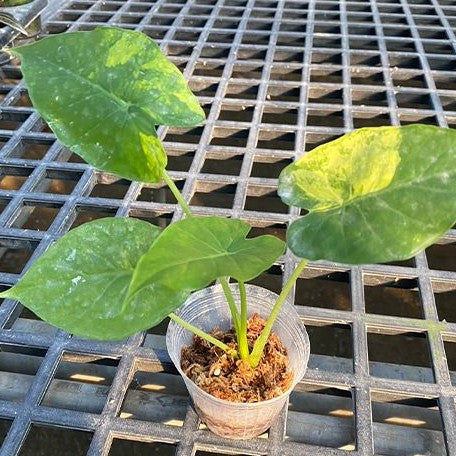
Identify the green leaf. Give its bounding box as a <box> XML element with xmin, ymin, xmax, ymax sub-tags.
<box><xmin>13</xmin><ymin>27</ymin><xmax>205</xmax><ymax>183</ymax></box>
<box><xmin>0</xmin><ymin>218</ymin><xmax>161</xmax><ymax>340</ymax></box>
<box><xmin>278</xmin><ymin>124</ymin><xmax>456</xmax><ymax>264</ymax></box>
<box><xmin>126</xmin><ymin>216</ymin><xmax>286</xmax><ymax>324</ymax></box>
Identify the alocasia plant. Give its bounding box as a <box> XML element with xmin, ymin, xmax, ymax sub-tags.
<box><xmin>2</xmin><ymin>27</ymin><xmax>456</xmax><ymax>370</ymax></box>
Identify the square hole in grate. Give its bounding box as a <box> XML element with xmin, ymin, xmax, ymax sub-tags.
<box><xmin>226</xmin><ymin>82</ymin><xmax>259</xmax><ymax>100</ymax></box>
<box><xmin>350</xmin><ymin>69</ymin><xmax>385</xmax><ymax>87</ymax></box>
<box><xmin>218</xmin><ymin>104</ymin><xmax>255</xmax><ymax>122</ymax></box>
<box><xmin>231</xmin><ymin>62</ymin><xmax>263</xmax><ymax>80</ymax></box>
<box><xmin>200</xmin><ymin>45</ymin><xmax>230</xmax><ymax>59</ymax></box>
<box><xmin>201</xmin><ymin>154</ymin><xmax>243</xmax><ymax>175</ymax></box>
<box><xmin>119</xmin><ymin>366</ymin><xmax>189</xmax><ymax>426</ymax></box>
<box><xmin>248</xmin><ymin>222</ymin><xmax>287</xmax><ymax>242</ymax></box>
<box><xmin>352</xmin><ymin>88</ymin><xmax>388</xmax><ymax>107</ymax></box>
<box><xmin>309</xmin><ymin>85</ymin><xmax>343</xmax><ymax>105</ymax></box>
<box><xmin>41</xmin><ymin>352</ymin><xmax>119</xmax><ymax>414</ymax></box>
<box><xmin>12</xmin><ymin>202</ymin><xmax>61</xmax><ymax>231</ymax></box>
<box><xmin>246</xmin><ymin>19</ymin><xmax>273</xmax><ymax>31</ymax></box>
<box><xmin>164</xmin><ymin>126</ymin><xmax>205</xmax><ymax>145</ymax></box>
<box><xmin>188</xmin><ymin>80</ymin><xmax>219</xmax><ymax>98</ymax></box>
<box><xmin>90</xmin><ymin>178</ymin><xmax>130</xmax><ymax>199</ymax></box>
<box><xmin>353</xmin><ymin>112</ymin><xmax>391</xmax><ymax>128</ymax></box>
<box><xmin>307</xmin><ymin>109</ymin><xmax>344</xmax><ymax>128</ymax></box>
<box><xmin>441</xmin><ymin>95</ymin><xmax>456</xmax><ymax>112</ymax></box>
<box><xmin>0</xmin><ymin>344</ymin><xmax>47</xmax><ymax>403</ymax></box>
<box><xmin>270</xmin><ymin>65</ymin><xmax>302</xmax><ymax>82</ymax></box>
<box><xmin>174</xmin><ymin>30</ymin><xmax>202</xmax><ymax>42</ymax></box>
<box><xmin>273</xmin><ymin>49</ymin><xmax>304</xmax><ymax>63</ymax></box>
<box><xmin>310</xmin><ymin>67</ymin><xmax>343</xmax><ymax>84</ymax></box>
<box><xmin>428</xmin><ymin>56</ymin><xmax>456</xmax><ymax>72</ymax></box>
<box><xmin>244</xmin><ymin>185</ymin><xmax>288</xmax><ymax>213</ymax></box>
<box><xmin>296</xmin><ymin>270</ymin><xmax>351</xmax><ymax>312</ymax></box>
<box><xmin>0</xmin><ymin>239</ymin><xmax>38</xmax><ymax>274</ymax></box>
<box><xmin>306</xmin><ymin>323</ymin><xmax>353</xmax><ymax>373</ymax></box>
<box><xmin>19</xmin><ymin>425</ymin><xmax>92</xmax><ymax>456</ymax></box>
<box><xmin>191</xmin><ymin>182</ymin><xmax>236</xmax><ymax>209</ymax></box>
<box><xmin>368</xmin><ymin>331</ymin><xmax>434</xmax><ymax>383</ymax></box>
<box><xmin>286</xmin><ymin>386</ymin><xmax>355</xmax><ymax>450</ymax></box>
<box><xmin>166</xmin><ymin>148</ymin><xmax>196</xmax><ymax>172</ymax></box>
<box><xmin>392</xmin><ymin>72</ymin><xmax>427</xmax><ymax>89</ymax></box>
<box><xmin>396</xmin><ymin>92</ymin><xmax>433</xmax><ymax>110</ymax></box>
<box><xmin>386</xmin><ymin>40</ymin><xmax>418</xmax><ymax>53</ymax></box>
<box><xmin>138</xmin><ymin>180</ymin><xmax>185</xmax><ymax>205</ymax></box>
<box><xmin>129</xmin><ymin>211</ymin><xmax>173</xmax><ymax>230</ymax></box>
<box><xmin>423</xmin><ymin>41</ymin><xmax>454</xmax><ymax>55</ymax></box>
<box><xmin>364</xmin><ymin>276</ymin><xmax>423</xmax><ymax>319</ymax></box>
<box><xmin>248</xmin><ymin>264</ymin><xmax>283</xmax><ymax>295</ymax></box>
<box><xmin>371</xmin><ymin>393</ymin><xmax>445</xmax><ymax>456</ymax></box>
<box><xmin>9</xmin><ymin>138</ymin><xmax>55</xmax><ymax>160</ymax></box>
<box><xmin>399</xmin><ymin>112</ymin><xmax>439</xmax><ymax>126</ymax></box>
<box><xmin>311</xmin><ymin>51</ymin><xmax>342</xmax><ymax>65</ymax></box>
<box><xmin>0</xmin><ymin>166</ymin><xmax>33</xmax><ymax>190</ymax></box>
<box><xmin>257</xmin><ymin>129</ymin><xmax>296</xmax><ymax>151</ymax></box>
<box><xmin>213</xmin><ymin>18</ymin><xmax>240</xmax><ymax>29</ymax></box>
<box><xmin>34</xmin><ymin>169</ymin><xmax>82</xmax><ymax>195</ymax></box>
<box><xmin>0</xmin><ymin>111</ymin><xmax>30</xmax><ymax>130</ymax></box>
<box><xmin>207</xmin><ymin>31</ymin><xmax>236</xmax><ymax>44</ymax></box>
<box><xmin>266</xmin><ymin>85</ymin><xmax>300</xmax><ymax>102</ymax></box>
<box><xmin>262</xmin><ymin>107</ymin><xmax>298</xmax><ymax>125</ymax></box>
<box><xmin>426</xmin><ymin>242</ymin><xmax>456</xmax><ymax>272</ymax></box>
<box><xmin>351</xmin><ymin>53</ymin><xmax>381</xmax><ymax>67</ymax></box>
<box><xmin>349</xmin><ymin>37</ymin><xmax>379</xmax><ymax>52</ymax></box>
<box><xmin>305</xmin><ymin>131</ymin><xmax>343</xmax><ymax>152</ymax></box>
<box><xmin>0</xmin><ymin>418</ymin><xmax>12</xmax><ymax>443</ymax></box>
<box><xmin>277</xmin><ymin>34</ymin><xmax>307</xmax><ymax>48</ymax></box>
<box><xmin>0</xmin><ymin>197</ymin><xmax>10</xmax><ymax>215</ymax></box>
<box><xmin>444</xmin><ymin>340</ymin><xmax>456</xmax><ymax>385</ymax></box>
<box><xmin>236</xmin><ymin>48</ymin><xmax>268</xmax><ymax>61</ymax></box>
<box><xmin>193</xmin><ymin>62</ymin><xmax>225</xmax><ymax>78</ymax></box>
<box><xmin>0</xmin><ymin>66</ymin><xmax>22</xmax><ymax>86</ymax></box>
<box><xmin>433</xmin><ymin>74</ymin><xmax>456</xmax><ymax>92</ymax></box>
<box><xmin>432</xmin><ymin>281</ymin><xmax>456</xmax><ymax>323</ymax></box>
<box><xmin>250</xmin><ymin>157</ymin><xmax>292</xmax><ymax>179</ymax></box>
<box><xmin>195</xmin><ymin>451</ymin><xmax>250</xmax><ymax>456</ymax></box>
<box><xmin>210</xmin><ymin>127</ymin><xmax>249</xmax><ymax>148</ymax></box>
<box><xmin>110</xmin><ymin>439</ymin><xmax>177</xmax><ymax>456</ymax></box>
<box><xmin>70</xmin><ymin>206</ymin><xmax>118</xmax><ymax>229</ymax></box>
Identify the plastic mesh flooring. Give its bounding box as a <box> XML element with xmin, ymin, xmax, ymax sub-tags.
<box><xmin>1</xmin><ymin>0</ymin><xmax>456</xmax><ymax>454</ymax></box>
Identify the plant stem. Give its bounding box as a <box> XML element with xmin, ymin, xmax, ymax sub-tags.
<box><xmin>162</xmin><ymin>170</ymin><xmax>192</xmax><ymax>218</ymax></box>
<box><xmin>238</xmin><ymin>281</ymin><xmax>250</xmax><ymax>360</ymax></box>
<box><xmin>249</xmin><ymin>259</ymin><xmax>308</xmax><ymax>368</ymax></box>
<box><xmin>161</xmin><ymin>168</ymin><xmax>243</xmax><ymax>359</ymax></box>
<box><xmin>169</xmin><ymin>312</ymin><xmax>238</xmax><ymax>358</ymax></box>
<box><xmin>219</xmin><ymin>277</ymin><xmax>240</xmax><ymax>334</ymax></box>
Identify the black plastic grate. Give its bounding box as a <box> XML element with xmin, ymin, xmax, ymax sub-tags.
<box><xmin>1</xmin><ymin>0</ymin><xmax>456</xmax><ymax>455</ymax></box>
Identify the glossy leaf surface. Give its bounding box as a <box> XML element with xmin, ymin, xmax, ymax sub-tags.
<box><xmin>126</xmin><ymin>216</ymin><xmax>286</xmax><ymax>322</ymax></box>
<box><xmin>0</xmin><ymin>218</ymin><xmax>161</xmax><ymax>340</ymax></box>
<box><xmin>13</xmin><ymin>27</ymin><xmax>205</xmax><ymax>183</ymax></box>
<box><xmin>279</xmin><ymin>124</ymin><xmax>456</xmax><ymax>264</ymax></box>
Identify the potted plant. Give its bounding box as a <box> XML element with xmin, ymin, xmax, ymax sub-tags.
<box><xmin>1</xmin><ymin>27</ymin><xmax>456</xmax><ymax>439</ymax></box>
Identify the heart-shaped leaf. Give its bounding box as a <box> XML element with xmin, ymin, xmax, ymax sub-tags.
<box><xmin>0</xmin><ymin>218</ymin><xmax>161</xmax><ymax>340</ymax></box>
<box><xmin>13</xmin><ymin>27</ymin><xmax>205</xmax><ymax>183</ymax></box>
<box><xmin>125</xmin><ymin>216</ymin><xmax>286</xmax><ymax>324</ymax></box>
<box><xmin>279</xmin><ymin>124</ymin><xmax>456</xmax><ymax>264</ymax></box>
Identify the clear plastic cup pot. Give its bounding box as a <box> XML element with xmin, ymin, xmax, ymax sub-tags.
<box><xmin>166</xmin><ymin>283</ymin><xmax>310</xmax><ymax>439</ymax></box>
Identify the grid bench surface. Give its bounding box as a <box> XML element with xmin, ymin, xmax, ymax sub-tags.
<box><xmin>1</xmin><ymin>0</ymin><xmax>456</xmax><ymax>455</ymax></box>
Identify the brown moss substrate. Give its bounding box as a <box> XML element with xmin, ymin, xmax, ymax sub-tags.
<box><xmin>181</xmin><ymin>314</ymin><xmax>293</xmax><ymax>403</ymax></box>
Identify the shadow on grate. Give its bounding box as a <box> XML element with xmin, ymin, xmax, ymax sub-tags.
<box><xmin>18</xmin><ymin>425</ymin><xmax>93</xmax><ymax>456</ymax></box>
<box><xmin>371</xmin><ymin>393</ymin><xmax>445</xmax><ymax>456</ymax></box>
<box><xmin>363</xmin><ymin>275</ymin><xmax>423</xmax><ymax>320</ymax></box>
<box><xmin>0</xmin><ymin>344</ymin><xmax>47</xmax><ymax>403</ymax></box>
<box><xmin>432</xmin><ymin>281</ymin><xmax>456</xmax><ymax>324</ymax></box>
<box><xmin>306</xmin><ymin>323</ymin><xmax>353</xmax><ymax>374</ymax></box>
<box><xmin>119</xmin><ymin>366</ymin><xmax>189</xmax><ymax>427</ymax></box>
<box><xmin>368</xmin><ymin>331</ymin><xmax>434</xmax><ymax>383</ymax></box>
<box><xmin>295</xmin><ymin>270</ymin><xmax>351</xmax><ymax>312</ymax></box>
<box><xmin>41</xmin><ymin>352</ymin><xmax>120</xmax><ymax>414</ymax></box>
<box><xmin>0</xmin><ymin>239</ymin><xmax>38</xmax><ymax>275</ymax></box>
<box><xmin>443</xmin><ymin>340</ymin><xmax>456</xmax><ymax>386</ymax></box>
<box><xmin>109</xmin><ymin>439</ymin><xmax>177</xmax><ymax>456</ymax></box>
<box><xmin>286</xmin><ymin>385</ymin><xmax>355</xmax><ymax>450</ymax></box>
